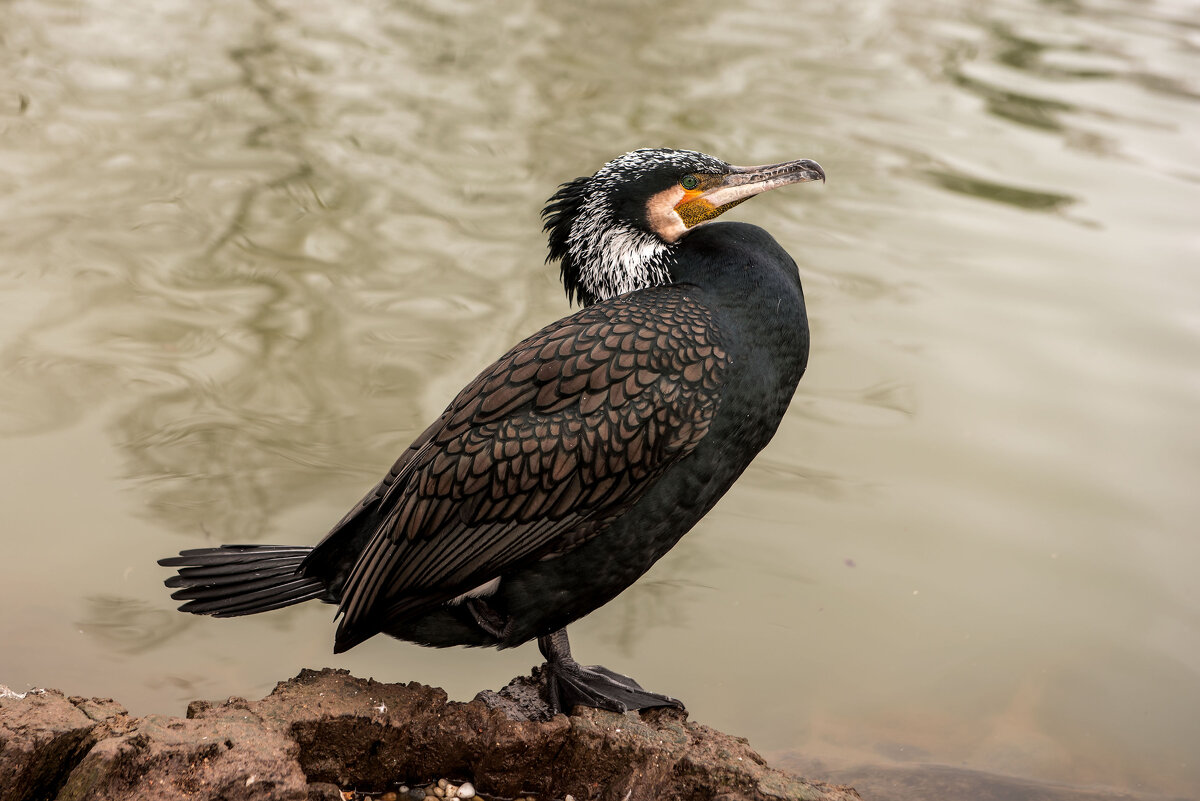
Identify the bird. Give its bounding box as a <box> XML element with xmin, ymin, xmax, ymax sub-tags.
<box><xmin>159</xmin><ymin>148</ymin><xmax>825</xmax><ymax>715</ymax></box>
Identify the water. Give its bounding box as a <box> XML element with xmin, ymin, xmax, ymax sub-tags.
<box><xmin>2</xmin><ymin>0</ymin><xmax>1198</xmax><ymax>797</ymax></box>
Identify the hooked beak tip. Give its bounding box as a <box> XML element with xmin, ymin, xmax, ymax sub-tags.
<box><xmin>799</xmin><ymin>159</ymin><xmax>825</xmax><ymax>184</ymax></box>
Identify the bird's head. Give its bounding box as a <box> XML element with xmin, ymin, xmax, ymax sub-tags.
<box><xmin>543</xmin><ymin>148</ymin><xmax>824</xmax><ymax>305</ymax></box>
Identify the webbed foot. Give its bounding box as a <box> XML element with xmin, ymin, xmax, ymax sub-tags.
<box><xmin>537</xmin><ymin>628</ymin><xmax>685</xmax><ymax>715</ymax></box>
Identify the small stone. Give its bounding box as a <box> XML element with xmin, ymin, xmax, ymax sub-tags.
<box><xmin>437</xmin><ymin>779</ymin><xmax>448</xmax><ymax>789</ymax></box>
<box><xmin>408</xmin><ymin>789</ymin><xmax>425</xmax><ymax>800</ymax></box>
<box><xmin>456</xmin><ymin>783</ymin><xmax>475</xmax><ymax>799</ymax></box>
<box><xmin>381</xmin><ymin>793</ymin><xmax>398</xmax><ymax>801</ymax></box>
<box><xmin>433</xmin><ymin>788</ymin><xmax>445</xmax><ymax>798</ymax></box>
<box><xmin>445</xmin><ymin>785</ymin><xmax>456</xmax><ymax>797</ymax></box>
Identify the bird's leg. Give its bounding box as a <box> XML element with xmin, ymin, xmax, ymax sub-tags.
<box><xmin>536</xmin><ymin>628</ymin><xmax>685</xmax><ymax>715</ymax></box>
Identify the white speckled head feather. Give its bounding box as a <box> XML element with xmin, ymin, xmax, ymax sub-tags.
<box><xmin>542</xmin><ymin>148</ymin><xmax>731</xmax><ymax>305</ymax></box>
<box><xmin>564</xmin><ymin>201</ymin><xmax>670</xmax><ymax>301</ymax></box>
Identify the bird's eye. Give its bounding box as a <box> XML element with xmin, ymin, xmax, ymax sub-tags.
<box><xmin>680</xmin><ymin>175</ymin><xmax>700</xmax><ymax>191</ymax></box>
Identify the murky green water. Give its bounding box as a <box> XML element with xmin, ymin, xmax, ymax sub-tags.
<box><xmin>2</xmin><ymin>0</ymin><xmax>1198</xmax><ymax>797</ymax></box>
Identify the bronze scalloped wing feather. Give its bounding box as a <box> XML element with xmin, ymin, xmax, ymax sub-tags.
<box><xmin>334</xmin><ymin>287</ymin><xmax>729</xmax><ymax>647</ymax></box>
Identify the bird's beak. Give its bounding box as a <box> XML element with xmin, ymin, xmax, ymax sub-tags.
<box><xmin>712</xmin><ymin>159</ymin><xmax>825</xmax><ymax>202</ymax></box>
<box><xmin>674</xmin><ymin>159</ymin><xmax>825</xmax><ymax>229</ymax></box>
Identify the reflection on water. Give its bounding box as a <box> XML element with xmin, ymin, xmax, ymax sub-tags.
<box><xmin>1</xmin><ymin>0</ymin><xmax>1198</xmax><ymax>798</ymax></box>
<box><xmin>946</xmin><ymin>65</ymin><xmax>1078</xmax><ymax>132</ymax></box>
<box><xmin>77</xmin><ymin>596</ymin><xmax>190</xmax><ymax>655</ymax></box>
<box><xmin>923</xmin><ymin>168</ymin><xmax>1076</xmax><ymax>211</ymax></box>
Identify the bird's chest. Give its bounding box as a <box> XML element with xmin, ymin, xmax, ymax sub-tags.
<box><xmin>714</xmin><ymin>305</ymin><xmax>808</xmax><ymax>446</ymax></box>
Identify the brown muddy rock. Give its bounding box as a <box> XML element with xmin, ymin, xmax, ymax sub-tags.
<box><xmin>0</xmin><ymin>688</ymin><xmax>125</xmax><ymax>801</ymax></box>
<box><xmin>0</xmin><ymin>669</ymin><xmax>858</xmax><ymax>801</ymax></box>
<box><xmin>56</xmin><ymin>713</ymin><xmax>310</xmax><ymax>801</ymax></box>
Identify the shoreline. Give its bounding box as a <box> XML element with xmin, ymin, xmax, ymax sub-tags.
<box><xmin>0</xmin><ymin>668</ymin><xmax>859</xmax><ymax>801</ymax></box>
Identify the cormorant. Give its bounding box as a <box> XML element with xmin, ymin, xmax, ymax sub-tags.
<box><xmin>160</xmin><ymin>148</ymin><xmax>825</xmax><ymax>714</ymax></box>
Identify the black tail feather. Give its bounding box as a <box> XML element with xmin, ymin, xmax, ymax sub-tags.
<box><xmin>159</xmin><ymin>545</ymin><xmax>332</xmax><ymax>618</ymax></box>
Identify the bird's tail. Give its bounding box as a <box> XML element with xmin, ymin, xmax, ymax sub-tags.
<box><xmin>159</xmin><ymin>545</ymin><xmax>332</xmax><ymax>617</ymax></box>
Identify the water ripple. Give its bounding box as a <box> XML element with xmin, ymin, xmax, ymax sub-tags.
<box><xmin>2</xmin><ymin>0</ymin><xmax>1199</xmax><ymax>795</ymax></box>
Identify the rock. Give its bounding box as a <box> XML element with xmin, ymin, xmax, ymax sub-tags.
<box><xmin>0</xmin><ymin>688</ymin><xmax>126</xmax><ymax>801</ymax></box>
<box><xmin>57</xmin><ymin>714</ymin><xmax>309</xmax><ymax>801</ymax></box>
<box><xmin>0</xmin><ymin>668</ymin><xmax>859</xmax><ymax>801</ymax></box>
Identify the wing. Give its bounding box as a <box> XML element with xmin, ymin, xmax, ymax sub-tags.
<box><xmin>333</xmin><ymin>286</ymin><xmax>730</xmax><ymax>649</ymax></box>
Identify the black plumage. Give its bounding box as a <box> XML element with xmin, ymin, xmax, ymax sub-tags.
<box><xmin>160</xmin><ymin>148</ymin><xmax>824</xmax><ymax>713</ymax></box>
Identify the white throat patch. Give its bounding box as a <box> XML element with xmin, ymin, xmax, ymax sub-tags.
<box><xmin>566</xmin><ymin>199</ymin><xmax>673</xmax><ymax>302</ymax></box>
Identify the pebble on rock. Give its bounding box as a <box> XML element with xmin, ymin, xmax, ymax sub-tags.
<box><xmin>336</xmin><ymin>778</ymin><xmax>473</xmax><ymax>801</ymax></box>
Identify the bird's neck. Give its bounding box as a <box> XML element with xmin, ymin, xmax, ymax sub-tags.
<box><xmin>670</xmin><ymin>221</ymin><xmax>808</xmax><ymax>367</ymax></box>
<box><xmin>568</xmin><ymin>217</ymin><xmax>675</xmax><ymax>303</ymax></box>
